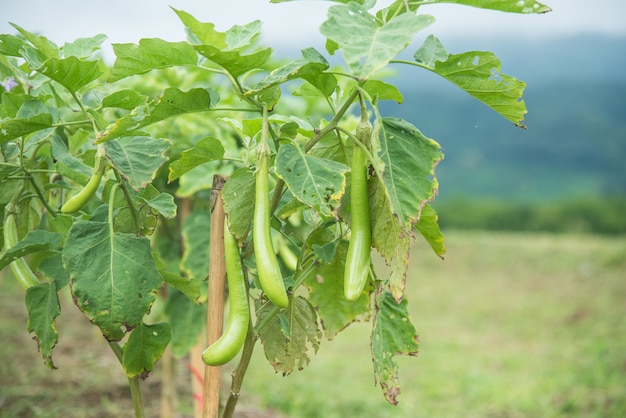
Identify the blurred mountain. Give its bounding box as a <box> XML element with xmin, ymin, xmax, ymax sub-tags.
<box><xmin>379</xmin><ymin>34</ymin><xmax>626</xmax><ymax>203</ymax></box>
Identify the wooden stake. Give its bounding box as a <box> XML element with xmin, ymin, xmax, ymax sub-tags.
<box><xmin>203</xmin><ymin>175</ymin><xmax>228</xmax><ymax>418</ymax></box>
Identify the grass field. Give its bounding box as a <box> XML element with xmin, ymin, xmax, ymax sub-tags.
<box><xmin>1</xmin><ymin>231</ymin><xmax>625</xmax><ymax>417</ymax></box>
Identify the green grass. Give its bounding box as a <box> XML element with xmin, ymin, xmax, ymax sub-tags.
<box><xmin>239</xmin><ymin>231</ymin><xmax>626</xmax><ymax>417</ymax></box>
<box><xmin>1</xmin><ymin>231</ymin><xmax>625</xmax><ymax>417</ymax></box>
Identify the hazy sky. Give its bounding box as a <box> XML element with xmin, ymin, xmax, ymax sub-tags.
<box><xmin>1</xmin><ymin>0</ymin><xmax>625</xmax><ymax>52</ymax></box>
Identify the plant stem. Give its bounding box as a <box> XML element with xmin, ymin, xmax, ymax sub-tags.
<box><xmin>109</xmin><ymin>341</ymin><xmax>146</xmax><ymax>418</ymax></box>
<box><xmin>221</xmin><ymin>324</ymin><xmax>257</xmax><ymax>418</ymax></box>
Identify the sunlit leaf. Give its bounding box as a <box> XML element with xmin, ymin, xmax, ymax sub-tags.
<box><xmin>414</xmin><ymin>35</ymin><xmax>528</xmax><ymax>127</ymax></box>
<box><xmin>195</xmin><ymin>45</ymin><xmax>273</xmax><ymax>79</ymax></box>
<box><xmin>122</xmin><ymin>322</ymin><xmax>171</xmax><ymax>378</ymax></box>
<box><xmin>415</xmin><ymin>204</ymin><xmax>445</xmax><ymax>258</ymax></box>
<box><xmin>168</xmin><ymin>136</ymin><xmax>224</xmax><ymax>182</ymax></box>
<box><xmin>63</xmin><ymin>220</ymin><xmax>163</xmax><ymax>341</ymax></box>
<box><xmin>109</xmin><ymin>38</ymin><xmax>198</xmax><ymax>82</ymax></box>
<box><xmin>275</xmin><ymin>143</ymin><xmax>349</xmax><ymax>218</ymax></box>
<box><xmin>427</xmin><ymin>0</ymin><xmax>551</xmax><ymax>13</ymax></box>
<box><xmin>63</xmin><ymin>34</ymin><xmax>108</xmax><ymax>59</ymax></box>
<box><xmin>249</xmin><ymin>48</ymin><xmax>329</xmax><ymax>94</ymax></box>
<box><xmin>143</xmin><ymin>192</ymin><xmax>177</xmax><ymax>219</ymax></box>
<box><xmin>105</xmin><ymin>136</ymin><xmax>170</xmax><ymax>190</ymax></box>
<box><xmin>371</xmin><ymin>289</ymin><xmax>419</xmax><ymax>405</ymax></box>
<box><xmin>374</xmin><ymin>117</ymin><xmax>443</xmax><ymax>227</ymax></box>
<box><xmin>10</xmin><ymin>23</ymin><xmax>59</xmax><ymax>59</ymax></box>
<box><xmin>25</xmin><ymin>282</ymin><xmax>60</xmax><ymax>369</ymax></box>
<box><xmin>98</xmin><ymin>87</ymin><xmax>218</xmax><ymax>142</ymax></box>
<box><xmin>101</xmin><ymin>89</ymin><xmax>148</xmax><ymax>110</ymax></box>
<box><xmin>37</xmin><ymin>56</ymin><xmax>102</xmax><ymax>92</ymax></box>
<box><xmin>0</xmin><ymin>113</ymin><xmax>53</xmax><ymax>143</ymax></box>
<box><xmin>320</xmin><ymin>3</ymin><xmax>433</xmax><ymax>78</ymax></box>
<box><xmin>362</xmin><ymin>79</ymin><xmax>403</xmax><ymax>103</ymax></box>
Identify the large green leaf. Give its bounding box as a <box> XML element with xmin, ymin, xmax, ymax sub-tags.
<box><xmin>369</xmin><ymin>177</ymin><xmax>412</xmax><ymax>302</ymax></box>
<box><xmin>0</xmin><ymin>113</ymin><xmax>53</xmax><ymax>143</ymax></box>
<box><xmin>98</xmin><ymin>87</ymin><xmax>218</xmax><ymax>142</ymax></box>
<box><xmin>374</xmin><ymin>117</ymin><xmax>443</xmax><ymax>228</ymax></box>
<box><xmin>164</xmin><ymin>288</ymin><xmax>206</xmax><ymax>357</ymax></box>
<box><xmin>63</xmin><ymin>220</ymin><xmax>163</xmax><ymax>341</ymax></box>
<box><xmin>414</xmin><ymin>35</ymin><xmax>528</xmax><ymax>127</ymax></box>
<box><xmin>101</xmin><ymin>89</ymin><xmax>148</xmax><ymax>110</ymax></box>
<box><xmin>195</xmin><ymin>45</ymin><xmax>273</xmax><ymax>79</ymax></box>
<box><xmin>320</xmin><ymin>2</ymin><xmax>433</xmax><ymax>79</ymax></box>
<box><xmin>249</xmin><ymin>48</ymin><xmax>329</xmax><ymax>94</ymax></box>
<box><xmin>37</xmin><ymin>56</ymin><xmax>103</xmax><ymax>92</ymax></box>
<box><xmin>427</xmin><ymin>0</ymin><xmax>551</xmax><ymax>13</ymax></box>
<box><xmin>25</xmin><ymin>282</ymin><xmax>60</xmax><ymax>369</ymax></box>
<box><xmin>275</xmin><ymin>143</ymin><xmax>349</xmax><ymax>218</ymax></box>
<box><xmin>0</xmin><ymin>230</ymin><xmax>62</xmax><ymax>270</ymax></box>
<box><xmin>50</xmin><ymin>132</ymin><xmax>92</xmax><ymax>183</ymax></box>
<box><xmin>10</xmin><ymin>23</ymin><xmax>59</xmax><ymax>59</ymax></box>
<box><xmin>415</xmin><ymin>204</ymin><xmax>445</xmax><ymax>258</ymax></box>
<box><xmin>302</xmin><ymin>240</ymin><xmax>370</xmax><ymax>339</ymax></box>
<box><xmin>257</xmin><ymin>296</ymin><xmax>321</xmax><ymax>375</ymax></box>
<box><xmin>180</xmin><ymin>210</ymin><xmax>211</xmax><ymax>281</ymax></box>
<box><xmin>221</xmin><ymin>167</ymin><xmax>256</xmax><ymax>241</ymax></box>
<box><xmin>122</xmin><ymin>322</ymin><xmax>171</xmax><ymax>378</ymax></box>
<box><xmin>168</xmin><ymin>136</ymin><xmax>224</xmax><ymax>182</ymax></box>
<box><xmin>63</xmin><ymin>34</ymin><xmax>108</xmax><ymax>59</ymax></box>
<box><xmin>371</xmin><ymin>289</ymin><xmax>420</xmax><ymax>405</ymax></box>
<box><xmin>105</xmin><ymin>136</ymin><xmax>171</xmax><ymax>190</ymax></box>
<box><xmin>109</xmin><ymin>38</ymin><xmax>198</xmax><ymax>82</ymax></box>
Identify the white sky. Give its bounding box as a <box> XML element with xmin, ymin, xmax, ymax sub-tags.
<box><xmin>1</xmin><ymin>0</ymin><xmax>625</xmax><ymax>53</ymax></box>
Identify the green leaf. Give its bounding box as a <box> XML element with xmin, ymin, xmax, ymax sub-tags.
<box><xmin>142</xmin><ymin>192</ymin><xmax>177</xmax><ymax>219</ymax></box>
<box><xmin>168</xmin><ymin>136</ymin><xmax>225</xmax><ymax>182</ymax></box>
<box><xmin>180</xmin><ymin>210</ymin><xmax>211</xmax><ymax>281</ymax></box>
<box><xmin>98</xmin><ymin>87</ymin><xmax>218</xmax><ymax>142</ymax></box>
<box><xmin>413</xmin><ymin>35</ymin><xmax>528</xmax><ymax>127</ymax></box>
<box><xmin>38</xmin><ymin>253</ymin><xmax>70</xmax><ymax>289</ymax></box>
<box><xmin>122</xmin><ymin>322</ymin><xmax>171</xmax><ymax>378</ymax></box>
<box><xmin>63</xmin><ymin>220</ymin><xmax>163</xmax><ymax>341</ymax></box>
<box><xmin>415</xmin><ymin>204</ymin><xmax>445</xmax><ymax>258</ymax></box>
<box><xmin>371</xmin><ymin>289</ymin><xmax>419</xmax><ymax>405</ymax></box>
<box><xmin>50</xmin><ymin>132</ymin><xmax>91</xmax><ymax>183</ymax></box>
<box><xmin>25</xmin><ymin>282</ymin><xmax>61</xmax><ymax>369</ymax></box>
<box><xmin>0</xmin><ymin>113</ymin><xmax>54</xmax><ymax>143</ymax></box>
<box><xmin>0</xmin><ymin>230</ymin><xmax>63</xmax><ymax>270</ymax></box>
<box><xmin>101</xmin><ymin>89</ymin><xmax>148</xmax><ymax>110</ymax></box>
<box><xmin>171</xmin><ymin>8</ymin><xmax>227</xmax><ymax>48</ymax></box>
<box><xmin>109</xmin><ymin>38</ymin><xmax>198</xmax><ymax>82</ymax></box>
<box><xmin>222</xmin><ymin>167</ymin><xmax>256</xmax><ymax>241</ymax></box>
<box><xmin>257</xmin><ymin>295</ymin><xmax>321</xmax><ymax>374</ymax></box>
<box><xmin>427</xmin><ymin>0</ymin><xmax>551</xmax><ymax>13</ymax></box>
<box><xmin>10</xmin><ymin>23</ymin><xmax>59</xmax><ymax>59</ymax></box>
<box><xmin>195</xmin><ymin>45</ymin><xmax>273</xmax><ymax>79</ymax></box>
<box><xmin>63</xmin><ymin>34</ymin><xmax>108</xmax><ymax>59</ymax></box>
<box><xmin>162</xmin><ymin>271</ymin><xmax>203</xmax><ymax>304</ymax></box>
<box><xmin>362</xmin><ymin>79</ymin><xmax>403</xmax><ymax>103</ymax></box>
<box><xmin>0</xmin><ymin>34</ymin><xmax>27</xmax><ymax>57</ymax></box>
<box><xmin>320</xmin><ymin>3</ymin><xmax>433</xmax><ymax>78</ymax></box>
<box><xmin>37</xmin><ymin>56</ymin><xmax>103</xmax><ymax>92</ymax></box>
<box><xmin>104</xmin><ymin>136</ymin><xmax>171</xmax><ymax>190</ymax></box>
<box><xmin>369</xmin><ymin>177</ymin><xmax>412</xmax><ymax>302</ymax></box>
<box><xmin>275</xmin><ymin>143</ymin><xmax>349</xmax><ymax>218</ymax></box>
<box><xmin>302</xmin><ymin>240</ymin><xmax>370</xmax><ymax>339</ymax></box>
<box><xmin>164</xmin><ymin>288</ymin><xmax>206</xmax><ymax>357</ymax></box>
<box><xmin>249</xmin><ymin>48</ymin><xmax>329</xmax><ymax>94</ymax></box>
<box><xmin>374</xmin><ymin>118</ymin><xmax>443</xmax><ymax>228</ymax></box>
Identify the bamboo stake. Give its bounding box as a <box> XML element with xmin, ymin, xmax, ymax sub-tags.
<box><xmin>203</xmin><ymin>175</ymin><xmax>228</xmax><ymax>418</ymax></box>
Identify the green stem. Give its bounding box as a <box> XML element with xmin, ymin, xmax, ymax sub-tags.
<box><xmin>304</xmin><ymin>87</ymin><xmax>360</xmax><ymax>152</ymax></box>
<box><xmin>108</xmin><ymin>341</ymin><xmax>145</xmax><ymax>418</ymax></box>
<box><xmin>221</xmin><ymin>317</ymin><xmax>257</xmax><ymax>418</ymax></box>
